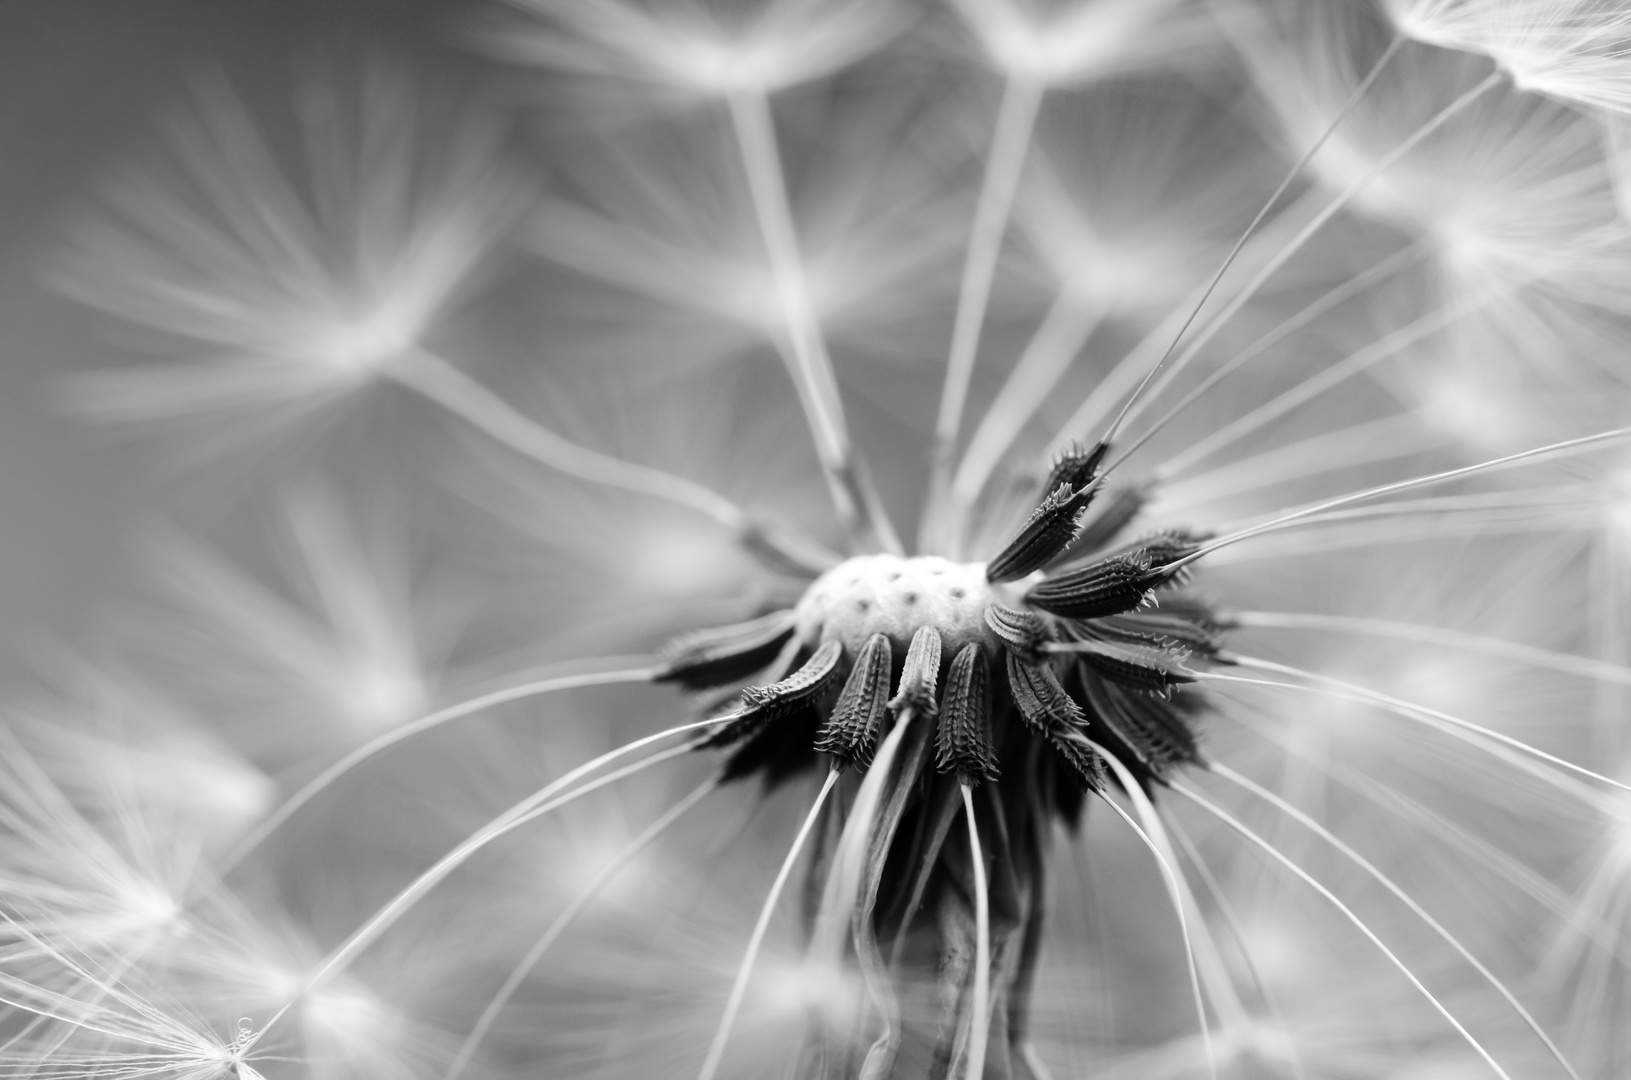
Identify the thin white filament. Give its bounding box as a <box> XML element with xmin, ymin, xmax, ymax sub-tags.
<box><xmin>1167</xmin><ymin>426</ymin><xmax>1631</xmax><ymax>570</ymax></box>
<box><xmin>1207</xmin><ymin>669</ymin><xmax>1606</xmax><ymax>820</ymax></box>
<box><xmin>950</xmin><ymin>292</ymin><xmax>1106</xmax><ymax>536</ymax></box>
<box><xmin>443</xmin><ymin>775</ymin><xmax>719</xmax><ymax>1080</ymax></box>
<box><xmin>724</xmin><ymin>89</ymin><xmax>900</xmax><ymax>554</ymax></box>
<box><xmin>213</xmin><ymin>662</ymin><xmax>657</xmax><ymax>879</ymax></box>
<box><xmin>1231</xmin><ymin>611</ymin><xmax>1631</xmax><ymax>687</ymax></box>
<box><xmin>1084</xmin><ymin>746</ymin><xmax>1219</xmax><ymax>1080</ymax></box>
<box><xmin>1162</xmin><ymin>814</ymin><xmax>1311</xmax><ymax>1080</ymax></box>
<box><xmin>251</xmin><ymin>714</ymin><xmax>731</xmax><ymax>1047</ymax></box>
<box><xmin>808</xmin><ymin>708</ymin><xmax>918</xmax><ymax>965</ymax></box>
<box><xmin>926</xmin><ymin>74</ymin><xmax>1046</xmax><ymax>542</ymax></box>
<box><xmin>696</xmin><ymin>769</ymin><xmax>842</xmax><ymax>1080</ymax></box>
<box><xmin>1210</xmin><ymin>762</ymin><xmax>1581</xmax><ymax>1080</ymax></box>
<box><xmin>1101</xmin><ymin>65</ymin><xmax>1498</xmax><ymax>450</ymax></box>
<box><xmin>1158</xmin><ymin>414</ymin><xmax>1443</xmax><ymax>511</ymax></box>
<box><xmin>1091</xmin><ymin>751</ymin><xmax>1253</xmax><ymax>1035</ymax></box>
<box><xmin>1152</xmin><ymin>292</ymin><xmax>1490</xmax><ymax>482</ymax></box>
<box><xmin>1096</xmin><ymin>36</ymin><xmax>1407</xmax><ymax>448</ymax></box>
<box><xmin>1169</xmin><ymin>782</ymin><xmax>1514</xmax><ymax>1080</ymax></box>
<box><xmin>1113</xmin><ymin>243</ymin><xmax>1426</xmax><ymax>477</ymax></box>
<box><xmin>960</xmin><ymin>784</ymin><xmax>992</xmax><ymax>1080</ymax></box>
<box><xmin>1209</xmin><ymin>656</ymin><xmax>1631</xmax><ymax>798</ymax></box>
<box><xmin>391</xmin><ymin>348</ymin><xmax>748</xmax><ymax>529</ymax></box>
<box><xmin>1213</xmin><ymin>697</ymin><xmax>1586</xmax><ymax>933</ymax></box>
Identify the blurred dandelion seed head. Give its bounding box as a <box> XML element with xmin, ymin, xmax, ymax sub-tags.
<box><xmin>13</xmin><ymin>0</ymin><xmax>1631</xmax><ymax>1078</ymax></box>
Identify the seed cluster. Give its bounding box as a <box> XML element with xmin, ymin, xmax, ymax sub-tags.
<box><xmin>657</xmin><ymin>445</ymin><xmax>1221</xmax><ymax>808</ymax></box>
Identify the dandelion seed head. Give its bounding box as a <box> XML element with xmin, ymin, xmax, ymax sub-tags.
<box><xmin>793</xmin><ymin>554</ymin><xmax>999</xmax><ymax>656</ymax></box>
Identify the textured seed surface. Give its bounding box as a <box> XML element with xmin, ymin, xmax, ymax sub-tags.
<box><xmin>794</xmin><ymin>554</ymin><xmax>998</xmax><ymax>656</ymax></box>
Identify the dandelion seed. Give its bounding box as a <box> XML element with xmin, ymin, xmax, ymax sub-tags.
<box><xmin>1386</xmin><ymin>0</ymin><xmax>1631</xmax><ymax>113</ymax></box>
<box><xmin>59</xmin><ymin>67</ymin><xmax>525</xmax><ymax>439</ymax></box>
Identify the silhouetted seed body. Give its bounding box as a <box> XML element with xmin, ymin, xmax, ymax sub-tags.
<box><xmin>1075</xmin><ymin>646</ymin><xmax>1193</xmax><ymax>696</ymax></box>
<box><xmin>656</xmin><ymin>609</ymin><xmax>798</xmax><ymax>689</ymax></box>
<box><xmin>816</xmin><ymin>632</ymin><xmax>894</xmax><ymax>768</ymax></box>
<box><xmin>889</xmin><ymin>624</ymin><xmax>943</xmax><ymax>718</ymax></box>
<box><xmin>1041</xmin><ymin>440</ymin><xmax>1108</xmax><ymax>495</ymax></box>
<box><xmin>1025</xmin><ymin>553</ymin><xmax>1163</xmax><ymax>618</ymax></box>
<box><xmin>704</xmin><ymin>639</ymin><xmax>842</xmax><ymax>751</ymax></box>
<box><xmin>1006</xmin><ymin>652</ymin><xmax>1085</xmax><ymax>731</ymax></box>
<box><xmin>986</xmin><ymin>442</ymin><xmax>1108</xmax><ymax>583</ymax></box>
<box><xmin>983</xmin><ymin>603</ymin><xmax>1048</xmax><ymax>660</ymax></box>
<box><xmin>1070</xmin><ymin>482</ymin><xmax>1147</xmax><ymax>555</ymax></box>
<box><xmin>1079</xmin><ymin>670</ymin><xmax>1202</xmax><ymax>769</ymax></box>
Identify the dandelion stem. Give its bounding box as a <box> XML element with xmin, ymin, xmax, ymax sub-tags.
<box><xmin>697</xmin><ymin>768</ymin><xmax>841</xmax><ymax>1080</ymax></box>
<box><xmin>390</xmin><ymin>348</ymin><xmax>836</xmax><ymax>574</ymax></box>
<box><xmin>924</xmin><ymin>75</ymin><xmax>1046</xmax><ymax>550</ymax></box>
<box><xmin>725</xmin><ymin>89</ymin><xmax>899</xmax><ymax>554</ymax></box>
<box><xmin>1211</xmin><ymin>762</ymin><xmax>1583</xmax><ymax>1080</ymax></box>
<box><xmin>950</xmin><ymin>291</ymin><xmax>1106</xmax><ymax>538</ymax></box>
<box><xmin>960</xmin><ymin>784</ymin><xmax>992</xmax><ymax>1080</ymax></box>
<box><xmin>1164</xmin><ymin>426</ymin><xmax>1631</xmax><ymax>571</ymax></box>
<box><xmin>1201</xmin><ymin>660</ymin><xmax>1629</xmax><ymax>799</ymax></box>
<box><xmin>252</xmin><ymin>714</ymin><xmax>733</xmax><ymax>1047</ymax></box>
<box><xmin>887</xmin><ymin>782</ymin><xmax>961</xmax><ymax>970</ymax></box>
<box><xmin>1231</xmin><ymin>611</ymin><xmax>1631</xmax><ymax>687</ymax></box>
<box><xmin>444</xmin><ymin>775</ymin><xmax>720</xmax><ymax>1080</ymax></box>
<box><xmin>212</xmin><ymin>662</ymin><xmax>657</xmax><ymax>881</ymax></box>
<box><xmin>1169</xmin><ymin>782</ymin><xmax>1515</xmax><ymax>1080</ymax></box>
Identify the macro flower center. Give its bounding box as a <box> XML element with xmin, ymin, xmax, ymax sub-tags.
<box><xmin>792</xmin><ymin>553</ymin><xmax>999</xmax><ymax>657</ymax></box>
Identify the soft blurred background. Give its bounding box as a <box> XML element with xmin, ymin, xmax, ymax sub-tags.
<box><xmin>0</xmin><ymin>0</ymin><xmax>457</xmax><ymax>676</ymax></box>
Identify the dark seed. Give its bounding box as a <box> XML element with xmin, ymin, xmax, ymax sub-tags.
<box><xmin>934</xmin><ymin>643</ymin><xmax>999</xmax><ymax>785</ymax></box>
<box><xmin>815</xmin><ymin>633</ymin><xmax>894</xmax><ymax>769</ymax></box>
<box><xmin>703</xmin><ymin>639</ymin><xmax>843</xmax><ymax>750</ymax></box>
<box><xmin>1071</xmin><ymin>482</ymin><xmax>1147</xmax><ymax>557</ymax></box>
<box><xmin>1024</xmin><ymin>553</ymin><xmax>1167</xmax><ymax>620</ymax></box>
<box><xmin>1078</xmin><ymin>667</ymin><xmax>1201</xmax><ymax>772</ymax></box>
<box><xmin>1074</xmin><ymin>645</ymin><xmax>1193</xmax><ymax>697</ymax></box>
<box><xmin>986</xmin><ymin>442</ymin><xmax>1111</xmax><ymax>583</ymax></box>
<box><xmin>889</xmin><ymin>625</ymin><xmax>943</xmax><ymax>718</ymax></box>
<box><xmin>1041</xmin><ymin>440</ymin><xmax>1107</xmax><ymax>497</ymax></box>
<box><xmin>1005</xmin><ymin>651</ymin><xmax>1085</xmax><ymax>731</ymax></box>
<box><xmin>656</xmin><ymin>609</ymin><xmax>798</xmax><ymax>690</ymax></box>
<box><xmin>984</xmin><ymin>603</ymin><xmax>1049</xmax><ymax>661</ymax></box>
